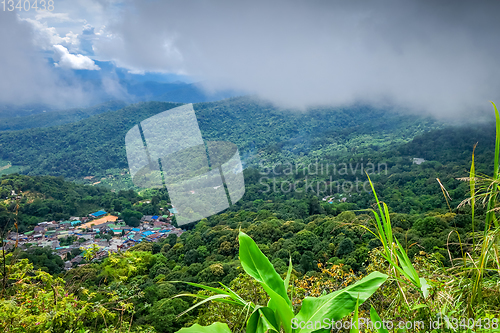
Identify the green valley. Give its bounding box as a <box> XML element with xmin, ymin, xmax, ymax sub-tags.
<box><xmin>0</xmin><ymin>98</ymin><xmax>499</xmax><ymax>333</ymax></box>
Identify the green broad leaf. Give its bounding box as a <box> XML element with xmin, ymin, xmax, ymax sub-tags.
<box><xmin>294</xmin><ymin>271</ymin><xmax>388</xmax><ymax>333</ymax></box>
<box><xmin>419</xmin><ymin>278</ymin><xmax>430</xmax><ymax>299</ymax></box>
<box><xmin>411</xmin><ymin>304</ymin><xmax>428</xmax><ymax>311</ymax></box>
<box><xmin>266</xmin><ymin>285</ymin><xmax>295</xmax><ymax>333</ymax></box>
<box><xmin>176</xmin><ymin>322</ymin><xmax>232</xmax><ymax>332</ymax></box>
<box><xmin>370</xmin><ymin>306</ymin><xmax>389</xmax><ymax>333</ymax></box>
<box><xmin>238</xmin><ymin>231</ymin><xmax>291</xmax><ymax>306</ymax></box>
<box><xmin>247</xmin><ymin>306</ymin><xmax>280</xmax><ymax>333</ymax></box>
<box><xmin>350</xmin><ymin>297</ymin><xmax>360</xmax><ymax>333</ymax></box>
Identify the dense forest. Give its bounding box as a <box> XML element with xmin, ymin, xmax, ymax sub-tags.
<box><xmin>0</xmin><ymin>100</ymin><xmax>128</xmax><ymax>132</ymax></box>
<box><xmin>0</xmin><ymin>97</ymin><xmax>440</xmax><ymax>184</ymax></box>
<box><xmin>0</xmin><ymin>97</ymin><xmax>495</xmax><ymax>216</ymax></box>
<box><xmin>0</xmin><ymin>165</ymin><xmax>495</xmax><ymax>332</ymax></box>
<box><xmin>0</xmin><ymin>174</ymin><xmax>173</xmax><ymax>233</ymax></box>
<box><xmin>1</xmin><ymin>99</ymin><xmax>499</xmax><ymax>332</ymax></box>
<box><xmin>0</xmin><ymin>173</ymin><xmax>482</xmax><ymax>332</ymax></box>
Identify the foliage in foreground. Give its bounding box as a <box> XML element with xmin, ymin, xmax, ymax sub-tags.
<box><xmin>173</xmin><ymin>102</ymin><xmax>500</xmax><ymax>333</ymax></box>
<box><xmin>1</xmin><ymin>103</ymin><xmax>500</xmax><ymax>332</ymax></box>
<box><xmin>0</xmin><ymin>253</ymin><xmax>155</xmax><ymax>332</ymax></box>
<box><xmin>174</xmin><ymin>231</ymin><xmax>388</xmax><ymax>333</ymax></box>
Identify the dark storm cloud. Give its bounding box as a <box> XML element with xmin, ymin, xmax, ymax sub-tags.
<box><xmin>95</xmin><ymin>0</ymin><xmax>500</xmax><ymax>117</ymax></box>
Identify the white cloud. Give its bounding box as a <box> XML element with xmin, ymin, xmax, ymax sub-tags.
<box><xmin>53</xmin><ymin>45</ymin><xmax>100</xmax><ymax>70</ymax></box>
<box><xmin>127</xmin><ymin>69</ymin><xmax>145</xmax><ymax>75</ymax></box>
<box><xmin>22</xmin><ymin>17</ymin><xmax>80</xmax><ymax>52</ymax></box>
<box><xmin>34</xmin><ymin>11</ymin><xmax>73</xmax><ymax>22</ymax></box>
<box><xmin>0</xmin><ymin>11</ymin><xmax>92</xmax><ymax>109</ymax></box>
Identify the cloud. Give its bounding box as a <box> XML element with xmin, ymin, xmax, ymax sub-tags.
<box><xmin>34</xmin><ymin>11</ymin><xmax>73</xmax><ymax>22</ymax></box>
<box><xmin>53</xmin><ymin>45</ymin><xmax>100</xmax><ymax>70</ymax></box>
<box><xmin>0</xmin><ymin>11</ymin><xmax>103</xmax><ymax>110</ymax></box>
<box><xmin>94</xmin><ymin>0</ymin><xmax>500</xmax><ymax>117</ymax></box>
<box><xmin>79</xmin><ymin>24</ymin><xmax>97</xmax><ymax>55</ymax></box>
<box><xmin>22</xmin><ymin>17</ymin><xmax>80</xmax><ymax>52</ymax></box>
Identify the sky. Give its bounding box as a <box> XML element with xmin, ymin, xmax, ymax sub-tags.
<box><xmin>1</xmin><ymin>0</ymin><xmax>500</xmax><ymax>117</ymax></box>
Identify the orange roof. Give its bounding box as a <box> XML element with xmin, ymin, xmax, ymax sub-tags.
<box><xmin>78</xmin><ymin>215</ymin><xmax>118</xmax><ymax>229</ymax></box>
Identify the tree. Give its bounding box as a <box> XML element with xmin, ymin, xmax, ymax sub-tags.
<box><xmin>149</xmin><ymin>298</ymin><xmax>191</xmax><ymax>333</ymax></box>
<box><xmin>336</xmin><ymin>237</ymin><xmax>354</xmax><ymax>258</ymax></box>
<box><xmin>300</xmin><ymin>250</ymin><xmax>315</xmax><ymax>273</ymax></box>
<box><xmin>184</xmin><ymin>249</ymin><xmax>199</xmax><ymax>265</ymax></box>
<box><xmin>127</xmin><ymin>216</ymin><xmax>141</xmax><ymax>227</ymax></box>
<box><xmin>168</xmin><ymin>233</ymin><xmax>177</xmax><ymax>247</ymax></box>
<box><xmin>172</xmin><ymin>231</ymin><xmax>388</xmax><ymax>333</ymax></box>
<box><xmin>122</xmin><ymin>209</ymin><xmax>143</xmax><ymax>227</ymax></box>
<box><xmin>17</xmin><ymin>247</ymin><xmax>64</xmax><ymax>275</ymax></box>
<box><xmin>112</xmin><ymin>199</ymin><xmax>123</xmax><ymax>212</ymax></box>
<box><xmin>0</xmin><ymin>254</ymin><xmax>116</xmax><ymax>331</ymax></box>
<box><xmin>81</xmin><ymin>244</ymin><xmax>100</xmax><ymax>261</ymax></box>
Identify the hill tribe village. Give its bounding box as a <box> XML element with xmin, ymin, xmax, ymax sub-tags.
<box><xmin>3</xmin><ymin>208</ymin><xmax>184</xmax><ymax>270</ymax></box>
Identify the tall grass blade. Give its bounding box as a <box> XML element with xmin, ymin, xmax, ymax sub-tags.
<box><xmin>486</xmin><ymin>101</ymin><xmax>500</xmax><ymax>228</ymax></box>
<box><xmin>370</xmin><ymin>306</ymin><xmax>389</xmax><ymax>333</ymax></box>
<box><xmin>471</xmin><ymin>143</ymin><xmax>477</xmax><ymax>247</ymax></box>
<box><xmin>350</xmin><ymin>296</ymin><xmax>360</xmax><ymax>333</ymax></box>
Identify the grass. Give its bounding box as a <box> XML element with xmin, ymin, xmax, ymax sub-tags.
<box><xmin>0</xmin><ymin>159</ymin><xmax>25</xmax><ymax>176</ymax></box>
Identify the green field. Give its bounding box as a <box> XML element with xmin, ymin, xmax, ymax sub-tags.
<box><xmin>0</xmin><ymin>159</ymin><xmax>25</xmax><ymax>176</ymax></box>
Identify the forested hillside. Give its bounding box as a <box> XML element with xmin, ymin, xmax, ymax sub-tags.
<box><xmin>0</xmin><ymin>170</ymin><xmax>492</xmax><ymax>332</ymax></box>
<box><xmin>1</xmin><ymin>105</ymin><xmax>499</xmax><ymax>332</ymax></box>
<box><xmin>0</xmin><ymin>174</ymin><xmax>165</xmax><ymax>233</ymax></box>
<box><xmin>0</xmin><ymin>100</ymin><xmax>128</xmax><ymax>132</ymax></box>
<box><xmin>0</xmin><ymin>97</ymin><xmax>439</xmax><ymax>183</ymax></box>
<box><xmin>1</xmin><ymin>96</ymin><xmax>496</xmax><ymax>216</ymax></box>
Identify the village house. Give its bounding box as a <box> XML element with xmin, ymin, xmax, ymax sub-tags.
<box><xmin>89</xmin><ymin>210</ymin><xmax>107</xmax><ymax>219</ymax></box>
<box><xmin>10</xmin><ymin>214</ymin><xmax>185</xmax><ymax>271</ymax></box>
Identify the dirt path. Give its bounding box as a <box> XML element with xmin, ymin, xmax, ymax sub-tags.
<box><xmin>0</xmin><ymin>163</ymin><xmax>12</xmax><ymax>172</ymax></box>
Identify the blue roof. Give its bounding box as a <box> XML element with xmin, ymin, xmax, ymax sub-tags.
<box><xmin>142</xmin><ymin>231</ymin><xmax>155</xmax><ymax>236</ymax></box>
<box><xmin>132</xmin><ymin>228</ymin><xmax>141</xmax><ymax>232</ymax></box>
<box><xmin>90</xmin><ymin>210</ymin><xmax>107</xmax><ymax>217</ymax></box>
<box><xmin>152</xmin><ymin>215</ymin><xmax>159</xmax><ymax>219</ymax></box>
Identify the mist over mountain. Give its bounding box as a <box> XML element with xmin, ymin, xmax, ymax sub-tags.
<box><xmin>2</xmin><ymin>2</ymin><xmax>500</xmax><ymax>332</ymax></box>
